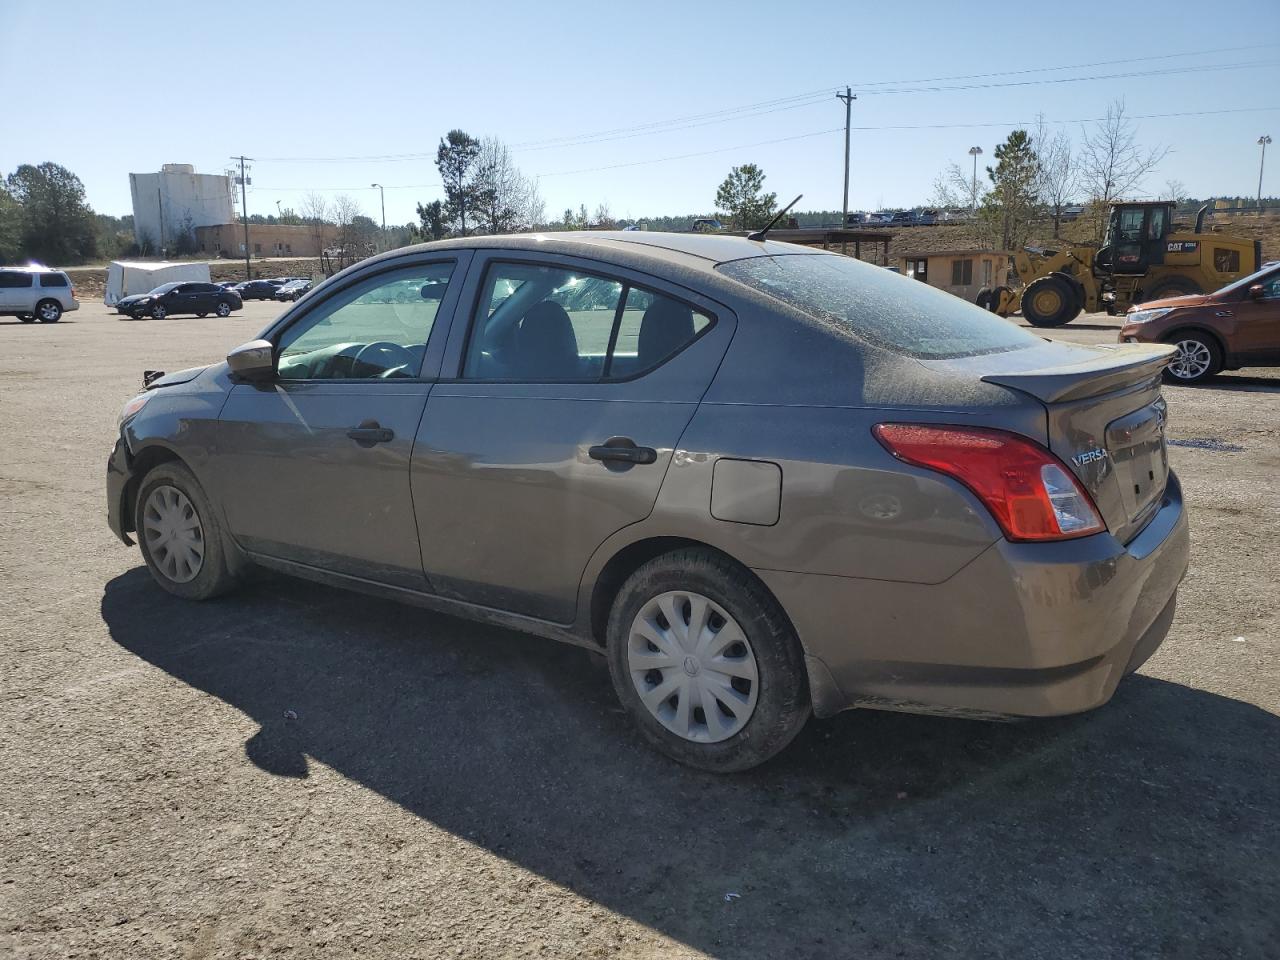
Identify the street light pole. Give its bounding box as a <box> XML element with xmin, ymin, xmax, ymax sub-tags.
<box><xmin>1258</xmin><ymin>136</ymin><xmax>1272</xmax><ymax>209</ymax></box>
<box><xmin>968</xmin><ymin>146</ymin><xmax>983</xmax><ymax>214</ymax></box>
<box><xmin>231</xmin><ymin>155</ymin><xmax>253</xmax><ymax>280</ymax></box>
<box><xmin>836</xmin><ymin>87</ymin><xmax>856</xmax><ymax>228</ymax></box>
<box><xmin>371</xmin><ymin>183</ymin><xmax>386</xmax><ymax>251</ymax></box>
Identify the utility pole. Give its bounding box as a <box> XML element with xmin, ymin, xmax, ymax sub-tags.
<box><xmin>968</xmin><ymin>146</ymin><xmax>983</xmax><ymax>214</ymax></box>
<box><xmin>1258</xmin><ymin>136</ymin><xmax>1272</xmax><ymax>209</ymax></box>
<box><xmin>371</xmin><ymin>183</ymin><xmax>386</xmax><ymax>251</ymax></box>
<box><xmin>232</xmin><ymin>155</ymin><xmax>253</xmax><ymax>280</ymax></box>
<box><xmin>837</xmin><ymin>87</ymin><xmax>856</xmax><ymax>230</ymax></box>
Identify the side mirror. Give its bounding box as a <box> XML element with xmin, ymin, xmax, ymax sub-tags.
<box><xmin>1249</xmin><ymin>284</ymin><xmax>1265</xmax><ymax>301</ymax></box>
<box><xmin>227</xmin><ymin>339</ymin><xmax>275</xmax><ymax>381</ymax></box>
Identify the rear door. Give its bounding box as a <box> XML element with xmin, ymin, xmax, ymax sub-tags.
<box><xmin>0</xmin><ymin>270</ymin><xmax>34</xmax><ymax>312</ymax></box>
<box><xmin>412</xmin><ymin>252</ymin><xmax>734</xmax><ymax>622</ymax></box>
<box><xmin>213</xmin><ymin>254</ymin><xmax>469</xmax><ymax>587</ymax></box>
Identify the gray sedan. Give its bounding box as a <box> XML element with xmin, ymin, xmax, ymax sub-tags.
<box><xmin>106</xmin><ymin>232</ymin><xmax>1189</xmax><ymax>771</ymax></box>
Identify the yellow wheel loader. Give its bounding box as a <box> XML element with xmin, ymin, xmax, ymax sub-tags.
<box><xmin>989</xmin><ymin>202</ymin><xmax>1262</xmax><ymax>326</ymax></box>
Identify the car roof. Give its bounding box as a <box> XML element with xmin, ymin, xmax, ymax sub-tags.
<box><xmin>419</xmin><ymin>230</ymin><xmax>824</xmax><ymax>270</ymax></box>
<box><xmin>4</xmin><ymin>266</ymin><xmax>65</xmax><ymax>274</ymax></box>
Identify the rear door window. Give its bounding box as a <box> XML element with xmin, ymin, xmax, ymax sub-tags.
<box><xmin>718</xmin><ymin>253</ymin><xmax>1037</xmax><ymax>359</ymax></box>
<box><xmin>462</xmin><ymin>261</ymin><xmax>713</xmax><ymax>381</ymax></box>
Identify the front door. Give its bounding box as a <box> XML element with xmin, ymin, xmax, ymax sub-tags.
<box><xmin>412</xmin><ymin>254</ymin><xmax>733</xmax><ymax>623</ymax></box>
<box><xmin>213</xmin><ymin>255</ymin><xmax>468</xmax><ymax>588</ymax></box>
<box><xmin>1230</xmin><ymin>270</ymin><xmax>1280</xmax><ymax>361</ymax></box>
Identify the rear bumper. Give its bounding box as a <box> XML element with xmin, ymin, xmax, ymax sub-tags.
<box><xmin>759</xmin><ymin>472</ymin><xmax>1190</xmax><ymax>720</ymax></box>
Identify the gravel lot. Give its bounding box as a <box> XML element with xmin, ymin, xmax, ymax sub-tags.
<box><xmin>2</xmin><ymin>298</ymin><xmax>1278</xmax><ymax>959</ymax></box>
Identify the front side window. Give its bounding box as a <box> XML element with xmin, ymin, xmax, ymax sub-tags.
<box><xmin>0</xmin><ymin>271</ymin><xmax>33</xmax><ymax>288</ymax></box>
<box><xmin>276</xmin><ymin>262</ymin><xmax>454</xmax><ymax>380</ymax></box>
<box><xmin>718</xmin><ymin>253</ymin><xmax>1038</xmax><ymax>360</ymax></box>
<box><xmin>463</xmin><ymin>262</ymin><xmax>711</xmax><ymax>381</ymax></box>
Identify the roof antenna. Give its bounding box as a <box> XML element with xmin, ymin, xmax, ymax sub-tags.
<box><xmin>748</xmin><ymin>194</ymin><xmax>802</xmax><ymax>242</ymax></box>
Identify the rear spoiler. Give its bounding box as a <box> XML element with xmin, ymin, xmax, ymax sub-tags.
<box><xmin>981</xmin><ymin>344</ymin><xmax>1175</xmax><ymax>404</ymax></box>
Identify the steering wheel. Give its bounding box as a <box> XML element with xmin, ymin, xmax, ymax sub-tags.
<box><xmin>352</xmin><ymin>340</ymin><xmax>416</xmax><ymax>377</ymax></box>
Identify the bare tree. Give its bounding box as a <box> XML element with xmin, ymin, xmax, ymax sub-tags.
<box><xmin>1164</xmin><ymin>178</ymin><xmax>1188</xmax><ymax>203</ymax></box>
<box><xmin>331</xmin><ymin>194</ymin><xmax>364</xmax><ymax>269</ymax></box>
<box><xmin>929</xmin><ymin>161</ymin><xmax>986</xmax><ymax>212</ymax></box>
<box><xmin>1078</xmin><ymin>100</ymin><xmax>1168</xmax><ymax>207</ymax></box>
<box><xmin>301</xmin><ymin>192</ymin><xmax>330</xmax><ymax>257</ymax></box>
<box><xmin>1034</xmin><ymin>116</ymin><xmax>1079</xmax><ymax>238</ymax></box>
<box><xmin>593</xmin><ymin>201</ymin><xmax>615</xmax><ymax>229</ymax></box>
<box><xmin>474</xmin><ymin>137</ymin><xmax>527</xmax><ymax>235</ymax></box>
<box><xmin>522</xmin><ymin>177</ymin><xmax>546</xmax><ymax>231</ymax></box>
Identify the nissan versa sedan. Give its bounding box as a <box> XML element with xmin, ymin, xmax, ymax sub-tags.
<box><xmin>106</xmin><ymin>232</ymin><xmax>1190</xmax><ymax>771</ymax></box>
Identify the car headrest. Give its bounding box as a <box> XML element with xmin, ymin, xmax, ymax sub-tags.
<box><xmin>638</xmin><ymin>298</ymin><xmax>695</xmax><ymax>368</ymax></box>
<box><xmin>513</xmin><ymin>301</ymin><xmax>579</xmax><ymax>379</ymax></box>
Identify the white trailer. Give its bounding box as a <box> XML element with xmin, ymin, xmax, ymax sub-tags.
<box><xmin>104</xmin><ymin>261</ymin><xmax>211</xmax><ymax>306</ymax></box>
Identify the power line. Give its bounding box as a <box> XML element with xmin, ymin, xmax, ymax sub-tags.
<box><xmin>251</xmin><ymin>43</ymin><xmax>1277</xmax><ymax>164</ymax></box>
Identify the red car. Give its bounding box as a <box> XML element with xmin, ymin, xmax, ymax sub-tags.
<box><xmin>1121</xmin><ymin>263</ymin><xmax>1280</xmax><ymax>384</ymax></box>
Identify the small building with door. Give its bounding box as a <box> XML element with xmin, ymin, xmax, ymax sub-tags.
<box><xmin>898</xmin><ymin>249</ymin><xmax>1012</xmax><ymax>304</ymax></box>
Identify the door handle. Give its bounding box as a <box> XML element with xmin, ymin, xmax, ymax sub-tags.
<box><xmin>347</xmin><ymin>420</ymin><xmax>394</xmax><ymax>445</ymax></box>
<box><xmin>589</xmin><ymin>437</ymin><xmax>657</xmax><ymax>465</ymax></box>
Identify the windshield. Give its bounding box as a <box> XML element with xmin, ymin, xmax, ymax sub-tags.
<box><xmin>148</xmin><ymin>282</ymin><xmax>180</xmax><ymax>295</ymax></box>
<box><xmin>717</xmin><ymin>254</ymin><xmax>1038</xmax><ymax>359</ymax></box>
<box><xmin>1213</xmin><ymin>263</ymin><xmax>1279</xmax><ymax>298</ymax></box>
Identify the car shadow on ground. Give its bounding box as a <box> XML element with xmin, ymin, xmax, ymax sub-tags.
<box><xmin>101</xmin><ymin>568</ymin><xmax>1280</xmax><ymax>959</ymax></box>
<box><xmin>1197</xmin><ymin>374</ymin><xmax>1280</xmax><ymax>394</ymax></box>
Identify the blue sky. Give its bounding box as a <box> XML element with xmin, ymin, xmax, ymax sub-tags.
<box><xmin>2</xmin><ymin>0</ymin><xmax>1278</xmax><ymax>226</ymax></box>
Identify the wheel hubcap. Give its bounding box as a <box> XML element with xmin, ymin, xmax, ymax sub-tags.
<box><xmin>1033</xmin><ymin>289</ymin><xmax>1061</xmax><ymax>315</ymax></box>
<box><xmin>39</xmin><ymin>303</ymin><xmax>58</xmax><ymax>319</ymax></box>
<box><xmin>627</xmin><ymin>591</ymin><xmax>759</xmax><ymax>743</ymax></box>
<box><xmin>1170</xmin><ymin>340</ymin><xmax>1211</xmax><ymax>380</ymax></box>
<box><xmin>142</xmin><ymin>485</ymin><xmax>205</xmax><ymax>583</ymax></box>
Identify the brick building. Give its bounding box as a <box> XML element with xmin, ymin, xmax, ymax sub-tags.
<box><xmin>194</xmin><ymin>223</ymin><xmax>337</xmax><ymax>258</ymax></box>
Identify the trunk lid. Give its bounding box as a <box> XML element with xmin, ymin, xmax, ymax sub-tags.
<box><xmin>977</xmin><ymin>342</ymin><xmax>1174</xmax><ymax>543</ymax></box>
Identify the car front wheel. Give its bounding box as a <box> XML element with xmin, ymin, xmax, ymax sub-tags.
<box><xmin>150</xmin><ymin>304</ymin><xmax>167</xmax><ymax>320</ymax></box>
<box><xmin>215</xmin><ymin>302</ymin><xmax>232</xmax><ymax>317</ymax></box>
<box><xmin>1164</xmin><ymin>333</ymin><xmax>1221</xmax><ymax>385</ymax></box>
<box><xmin>606</xmin><ymin>548</ymin><xmax>810</xmax><ymax>772</ymax></box>
<box><xmin>135</xmin><ymin>461</ymin><xmax>239</xmax><ymax>600</ymax></box>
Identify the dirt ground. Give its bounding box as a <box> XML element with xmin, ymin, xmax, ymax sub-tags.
<box><xmin>1</xmin><ymin>297</ymin><xmax>1278</xmax><ymax>959</ymax></box>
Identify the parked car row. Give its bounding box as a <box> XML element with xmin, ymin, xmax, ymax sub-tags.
<box><xmin>846</xmin><ymin>209</ymin><xmax>970</xmax><ymax>228</ymax></box>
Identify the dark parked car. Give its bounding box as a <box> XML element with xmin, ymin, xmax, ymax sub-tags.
<box><xmin>274</xmin><ymin>279</ymin><xmax>313</xmax><ymax>301</ymax></box>
<box><xmin>235</xmin><ymin>279</ymin><xmax>286</xmax><ymax>300</ymax></box>
<box><xmin>1120</xmin><ymin>262</ymin><xmax>1280</xmax><ymax>384</ymax></box>
<box><xmin>116</xmin><ymin>282</ymin><xmax>242</xmax><ymax>320</ymax></box>
<box><xmin>107</xmin><ymin>232</ymin><xmax>1188</xmax><ymax>771</ymax></box>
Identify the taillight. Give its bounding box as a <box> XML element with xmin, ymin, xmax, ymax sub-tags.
<box><xmin>873</xmin><ymin>423</ymin><xmax>1105</xmax><ymax>542</ymax></box>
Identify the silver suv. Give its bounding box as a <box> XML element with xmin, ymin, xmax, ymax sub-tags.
<box><xmin>0</xmin><ymin>267</ymin><xmax>80</xmax><ymax>323</ymax></box>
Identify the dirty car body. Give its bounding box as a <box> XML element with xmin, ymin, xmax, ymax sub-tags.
<box><xmin>106</xmin><ymin>232</ymin><xmax>1190</xmax><ymax>770</ymax></box>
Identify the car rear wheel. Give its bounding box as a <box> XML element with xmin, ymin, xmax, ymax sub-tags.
<box><xmin>215</xmin><ymin>302</ymin><xmax>231</xmax><ymax>317</ymax></box>
<box><xmin>606</xmin><ymin>548</ymin><xmax>810</xmax><ymax>772</ymax></box>
<box><xmin>1022</xmin><ymin>275</ymin><xmax>1080</xmax><ymax>327</ymax></box>
<box><xmin>1163</xmin><ymin>332</ymin><xmax>1221</xmax><ymax>385</ymax></box>
<box><xmin>36</xmin><ymin>299</ymin><xmax>62</xmax><ymax>323</ymax></box>
<box><xmin>150</xmin><ymin>304</ymin><xmax>167</xmax><ymax>320</ymax></box>
<box><xmin>135</xmin><ymin>462</ymin><xmax>239</xmax><ymax>600</ymax></box>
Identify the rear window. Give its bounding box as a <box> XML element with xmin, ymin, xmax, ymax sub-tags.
<box><xmin>39</xmin><ymin>273</ymin><xmax>69</xmax><ymax>288</ymax></box>
<box><xmin>717</xmin><ymin>254</ymin><xmax>1037</xmax><ymax>359</ymax></box>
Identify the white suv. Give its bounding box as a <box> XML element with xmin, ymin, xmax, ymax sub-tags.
<box><xmin>0</xmin><ymin>267</ymin><xmax>80</xmax><ymax>323</ymax></box>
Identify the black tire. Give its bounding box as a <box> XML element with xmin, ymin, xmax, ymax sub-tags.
<box><xmin>605</xmin><ymin>548</ymin><xmax>811</xmax><ymax>772</ymax></box>
<box><xmin>150</xmin><ymin>303</ymin><xmax>167</xmax><ymax>320</ymax></box>
<box><xmin>215</xmin><ymin>302</ymin><xmax>232</xmax><ymax>317</ymax></box>
<box><xmin>1142</xmin><ymin>276</ymin><xmax>1203</xmax><ymax>303</ymax></box>
<box><xmin>135</xmin><ymin>461</ymin><xmax>239</xmax><ymax>600</ymax></box>
<box><xmin>990</xmin><ymin>284</ymin><xmax>1012</xmax><ymax>315</ymax></box>
<box><xmin>974</xmin><ymin>287</ymin><xmax>993</xmax><ymax>310</ymax></box>
<box><xmin>1022</xmin><ymin>274</ymin><xmax>1080</xmax><ymax>327</ymax></box>
<box><xmin>35</xmin><ymin>299</ymin><xmax>62</xmax><ymax>323</ymax></box>
<box><xmin>1162</xmin><ymin>331</ymin><xmax>1222</xmax><ymax>386</ymax></box>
